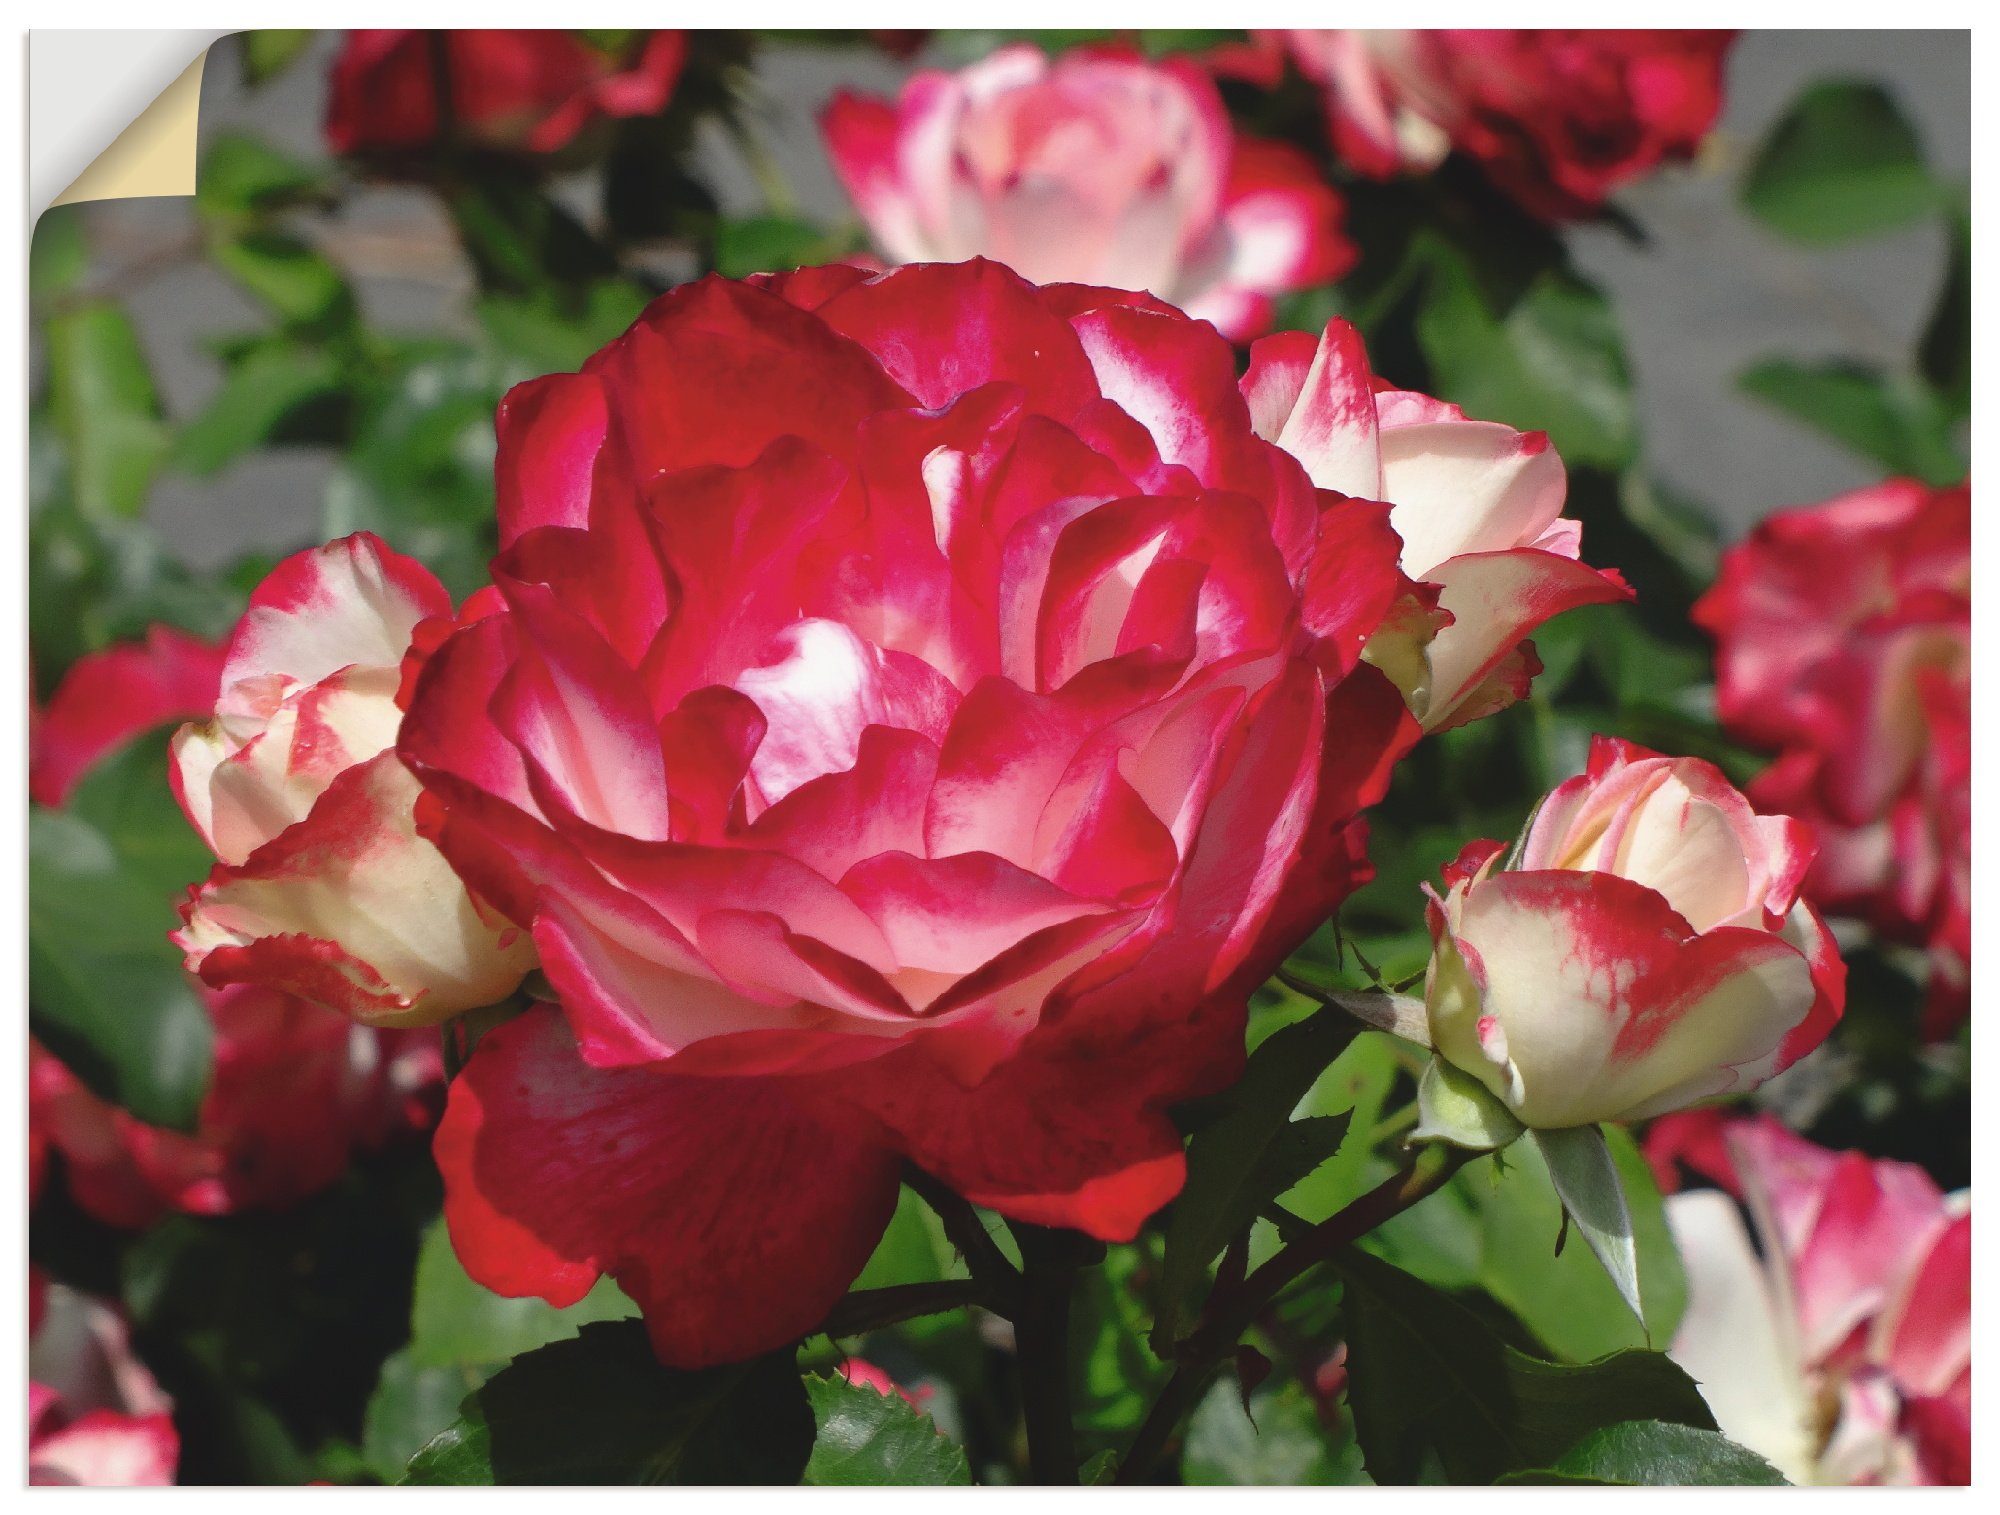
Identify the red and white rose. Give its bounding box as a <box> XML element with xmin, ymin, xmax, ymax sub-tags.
<box><xmin>1695</xmin><ymin>478</ymin><xmax>1970</xmax><ymax>1029</ymax></box>
<box><xmin>29</xmin><ymin>1272</ymin><xmax>178</xmax><ymax>1487</ymax></box>
<box><xmin>171</xmin><ymin>534</ymin><xmax>536</xmax><ymax>1026</ymax></box>
<box><xmin>1241</xmin><ymin>318</ymin><xmax>1629</xmax><ymax>730</ymax></box>
<box><xmin>822</xmin><ymin>45</ymin><xmax>1355</xmax><ymax>340</ymax></box>
<box><xmin>1661</xmin><ymin>1116</ymin><xmax>1969</xmax><ymax>1485</ymax></box>
<box><xmin>1278</xmin><ymin>29</ymin><xmax>1734</xmax><ymax>220</ymax></box>
<box><xmin>398</xmin><ymin>259</ymin><xmax>1420</xmax><ymax>1365</ymax></box>
<box><xmin>325</xmin><ymin>29</ymin><xmax>687</xmax><ymax>157</ymax></box>
<box><xmin>1418</xmin><ymin>737</ymin><xmax>1843</xmax><ymax>1129</ymax></box>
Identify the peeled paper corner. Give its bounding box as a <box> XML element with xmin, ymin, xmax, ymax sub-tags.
<box><xmin>36</xmin><ymin>32</ymin><xmax>225</xmax><ymax>213</ymax></box>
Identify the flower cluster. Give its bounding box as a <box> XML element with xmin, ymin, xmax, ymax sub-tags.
<box><xmin>1696</xmin><ymin>479</ymin><xmax>1971</xmax><ymax>1027</ymax></box>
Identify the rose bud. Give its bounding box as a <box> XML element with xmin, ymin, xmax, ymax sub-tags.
<box><xmin>171</xmin><ymin>533</ymin><xmax>534</xmax><ymax>1027</ymax></box>
<box><xmin>1278</xmin><ymin>30</ymin><xmax>1734</xmax><ymax>220</ymax></box>
<box><xmin>821</xmin><ymin>46</ymin><xmax>1355</xmax><ymax>340</ymax></box>
<box><xmin>1666</xmin><ymin>1117</ymin><xmax>1969</xmax><ymax>1486</ymax></box>
<box><xmin>1242</xmin><ymin>319</ymin><xmax>1629</xmax><ymax>730</ymax></box>
<box><xmin>1421</xmin><ymin>736</ymin><xmax>1843</xmax><ymax>1129</ymax></box>
<box><xmin>30</xmin><ymin>1272</ymin><xmax>178</xmax><ymax>1487</ymax></box>
<box><xmin>1695</xmin><ymin>478</ymin><xmax>1970</xmax><ymax>1031</ymax></box>
<box><xmin>401</xmin><ymin>259</ymin><xmax>1420</xmax><ymax>1367</ymax></box>
<box><xmin>325</xmin><ymin>30</ymin><xmax>686</xmax><ymax>158</ymax></box>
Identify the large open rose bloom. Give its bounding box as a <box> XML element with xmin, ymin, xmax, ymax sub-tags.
<box><xmin>171</xmin><ymin>534</ymin><xmax>535</xmax><ymax>1026</ymax></box>
<box><xmin>1660</xmin><ymin>1116</ymin><xmax>1969</xmax><ymax>1485</ymax></box>
<box><xmin>1279</xmin><ymin>30</ymin><xmax>1734</xmax><ymax>219</ymax></box>
<box><xmin>29</xmin><ymin>1272</ymin><xmax>178</xmax><ymax>1487</ymax></box>
<box><xmin>326</xmin><ymin>30</ymin><xmax>687</xmax><ymax>157</ymax></box>
<box><xmin>822</xmin><ymin>46</ymin><xmax>1355</xmax><ymax>340</ymax></box>
<box><xmin>1241</xmin><ymin>319</ymin><xmax>1629</xmax><ymax>730</ymax></box>
<box><xmin>1423</xmin><ymin>737</ymin><xmax>1842</xmax><ymax>1129</ymax></box>
<box><xmin>1695</xmin><ymin>479</ymin><xmax>1970</xmax><ymax>1029</ymax></box>
<box><xmin>399</xmin><ymin>259</ymin><xmax>1419</xmax><ymax>1365</ymax></box>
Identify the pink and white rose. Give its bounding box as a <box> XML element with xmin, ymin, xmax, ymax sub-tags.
<box><xmin>1422</xmin><ymin>737</ymin><xmax>1843</xmax><ymax>1128</ymax></box>
<box><xmin>29</xmin><ymin>1272</ymin><xmax>178</xmax><ymax>1487</ymax></box>
<box><xmin>1241</xmin><ymin>318</ymin><xmax>1630</xmax><ymax>730</ymax></box>
<box><xmin>822</xmin><ymin>45</ymin><xmax>1355</xmax><ymax>340</ymax></box>
<box><xmin>1663</xmin><ymin>1117</ymin><xmax>1969</xmax><ymax>1485</ymax></box>
<box><xmin>171</xmin><ymin>533</ymin><xmax>535</xmax><ymax>1026</ymax></box>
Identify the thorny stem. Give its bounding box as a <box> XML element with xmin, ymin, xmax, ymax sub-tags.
<box><xmin>1114</xmin><ymin>1142</ymin><xmax>1479</xmax><ymax>1485</ymax></box>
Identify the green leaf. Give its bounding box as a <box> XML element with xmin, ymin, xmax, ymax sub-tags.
<box><xmin>363</xmin><ymin>1349</ymin><xmax>487</xmax><ymax>1485</ymax></box>
<box><xmin>405</xmin><ymin>1216</ymin><xmax>637</xmax><ymax>1372</ymax></box>
<box><xmin>1339</xmin><ymin>1249</ymin><xmax>1714</xmax><ymax>1485</ymax></box>
<box><xmin>44</xmin><ymin>300</ymin><xmax>170</xmax><ymax>518</ymax></box>
<box><xmin>402</xmin><ymin>1323</ymin><xmax>813</xmax><ymax>1485</ymax></box>
<box><xmin>197</xmin><ymin>132</ymin><xmax>328</xmax><ymax>219</ymax></box>
<box><xmin>173</xmin><ymin>343</ymin><xmax>345</xmax><ymax>475</ymax></box>
<box><xmin>240</xmin><ymin>29</ymin><xmax>314</xmax><ymax>87</ymax></box>
<box><xmin>1739</xmin><ymin>358</ymin><xmax>1964</xmax><ymax>485</ymax></box>
<box><xmin>1156</xmin><ymin>1010</ymin><xmax>1358</xmax><ymax>1349</ymax></box>
<box><xmin>714</xmin><ymin>215</ymin><xmax>851</xmax><ymax>280</ymax></box>
<box><xmin>1534</xmin><ymin>1125</ymin><xmax>1640</xmax><ymax>1325</ymax></box>
<box><xmin>477</xmin><ymin>281</ymin><xmax>649</xmax><ymax>375</ymax></box>
<box><xmin>1742</xmin><ymin>80</ymin><xmax>1938</xmax><ymax>243</ymax></box>
<box><xmin>851</xmin><ymin>1185</ymin><xmax>963</xmax><ymax>1292</ymax></box>
<box><xmin>1413</xmin><ymin>1057</ymin><xmax>1525</xmax><ymax>1152</ymax></box>
<box><xmin>1471</xmin><ymin>1125</ymin><xmax>1687</xmax><ymax>1362</ymax></box>
<box><xmin>210</xmin><ymin>230</ymin><xmax>356</xmax><ymax>335</ymax></box>
<box><xmin>801</xmin><ymin>1374</ymin><xmax>971</xmax><ymax>1485</ymax></box>
<box><xmin>1503</xmin><ymin>1420</ymin><xmax>1788</xmax><ymax>1487</ymax></box>
<box><xmin>31</xmin><ymin>204</ymin><xmax>89</xmax><ymax>301</ymax></box>
<box><xmin>28</xmin><ymin>727</ymin><xmax>216</xmax><ymax>1129</ymax></box>
<box><xmin>1416</xmin><ymin>252</ymin><xmax>1634</xmax><ymax>470</ymax></box>
<box><xmin>1919</xmin><ymin>205</ymin><xmax>1970</xmax><ymax>418</ymax></box>
<box><xmin>1183</xmin><ymin>1379</ymin><xmax>1368</xmax><ymax>1485</ymax></box>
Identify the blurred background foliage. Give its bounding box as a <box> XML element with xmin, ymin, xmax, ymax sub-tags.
<box><xmin>27</xmin><ymin>28</ymin><xmax>1969</xmax><ymax>1486</ymax></box>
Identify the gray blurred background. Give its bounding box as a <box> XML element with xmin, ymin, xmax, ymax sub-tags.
<box><xmin>55</xmin><ymin>29</ymin><xmax>1971</xmax><ymax>570</ymax></box>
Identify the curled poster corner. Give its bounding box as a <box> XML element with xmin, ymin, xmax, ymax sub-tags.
<box><xmin>34</xmin><ymin>31</ymin><xmax>226</xmax><ymax>213</ymax></box>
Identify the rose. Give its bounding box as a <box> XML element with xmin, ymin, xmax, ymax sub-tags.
<box><xmin>29</xmin><ymin>627</ymin><xmax>224</xmax><ymax>809</ymax></box>
<box><xmin>29</xmin><ymin>1272</ymin><xmax>178</xmax><ymax>1487</ymax></box>
<box><xmin>821</xmin><ymin>46</ymin><xmax>1355</xmax><ymax>340</ymax></box>
<box><xmin>325</xmin><ymin>30</ymin><xmax>686</xmax><ymax>157</ymax></box>
<box><xmin>399</xmin><ymin>258</ymin><xmax>1419</xmax><ymax>1365</ymax></box>
<box><xmin>1278</xmin><ymin>30</ymin><xmax>1734</xmax><ymax>219</ymax></box>
<box><xmin>31</xmin><ymin>999</ymin><xmax>437</xmax><ymax>1228</ymax></box>
<box><xmin>171</xmin><ymin>533</ymin><xmax>535</xmax><ymax>1026</ymax></box>
<box><xmin>1241</xmin><ymin>318</ymin><xmax>1629</xmax><ymax>730</ymax></box>
<box><xmin>1661</xmin><ymin>1116</ymin><xmax>1969</xmax><ymax>1485</ymax></box>
<box><xmin>1419</xmin><ymin>736</ymin><xmax>1842</xmax><ymax>1129</ymax></box>
<box><xmin>29</xmin><ymin>629</ymin><xmax>445</xmax><ymax>1224</ymax></box>
<box><xmin>1694</xmin><ymin>479</ymin><xmax>1970</xmax><ymax>1029</ymax></box>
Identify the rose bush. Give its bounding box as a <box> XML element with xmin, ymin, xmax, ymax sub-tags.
<box><xmin>397</xmin><ymin>258</ymin><xmax>1419</xmax><ymax>1365</ymax></box>
<box><xmin>29</xmin><ymin>1272</ymin><xmax>178</xmax><ymax>1487</ymax></box>
<box><xmin>1276</xmin><ymin>29</ymin><xmax>1734</xmax><ymax>219</ymax></box>
<box><xmin>1661</xmin><ymin>1116</ymin><xmax>1969</xmax><ymax>1485</ymax></box>
<box><xmin>1695</xmin><ymin>478</ymin><xmax>1970</xmax><ymax>1028</ymax></box>
<box><xmin>326</xmin><ymin>30</ymin><xmax>687</xmax><ymax>157</ymax></box>
<box><xmin>1240</xmin><ymin>318</ymin><xmax>1630</xmax><ymax>730</ymax></box>
<box><xmin>822</xmin><ymin>45</ymin><xmax>1355</xmax><ymax>339</ymax></box>
<box><xmin>1417</xmin><ymin>736</ymin><xmax>1842</xmax><ymax>1128</ymax></box>
<box><xmin>172</xmin><ymin>533</ymin><xmax>535</xmax><ymax>1026</ymax></box>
